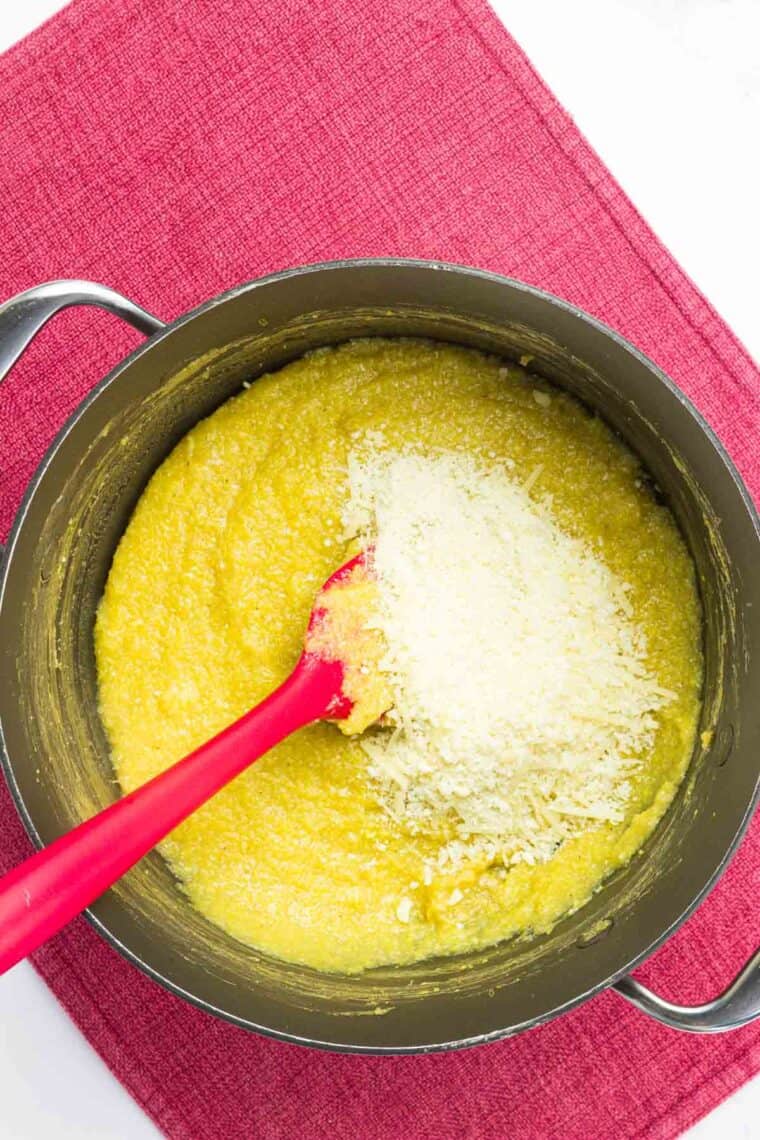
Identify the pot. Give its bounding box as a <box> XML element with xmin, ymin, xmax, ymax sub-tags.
<box><xmin>0</xmin><ymin>260</ymin><xmax>758</xmax><ymax>1052</ymax></box>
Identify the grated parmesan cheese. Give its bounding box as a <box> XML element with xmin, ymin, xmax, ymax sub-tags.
<box><xmin>341</xmin><ymin>443</ymin><xmax>674</xmax><ymax>871</ymax></box>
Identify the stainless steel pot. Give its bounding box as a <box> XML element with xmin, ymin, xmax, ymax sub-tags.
<box><xmin>0</xmin><ymin>260</ymin><xmax>758</xmax><ymax>1051</ymax></box>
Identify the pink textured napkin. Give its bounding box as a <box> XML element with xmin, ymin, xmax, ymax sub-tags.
<box><xmin>1</xmin><ymin>1</ymin><xmax>758</xmax><ymax>1137</ymax></box>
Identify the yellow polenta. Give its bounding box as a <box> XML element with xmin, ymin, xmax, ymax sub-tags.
<box><xmin>95</xmin><ymin>339</ymin><xmax>702</xmax><ymax>973</ymax></box>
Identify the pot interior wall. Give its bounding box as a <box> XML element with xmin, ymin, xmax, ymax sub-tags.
<box><xmin>2</xmin><ymin>267</ymin><xmax>757</xmax><ymax>1049</ymax></box>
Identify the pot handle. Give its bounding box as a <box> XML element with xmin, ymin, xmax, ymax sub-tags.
<box><xmin>613</xmin><ymin>945</ymin><xmax>760</xmax><ymax>1032</ymax></box>
<box><xmin>0</xmin><ymin>280</ymin><xmax>165</xmax><ymax>560</ymax></box>
<box><xmin>0</xmin><ymin>280</ymin><xmax>165</xmax><ymax>387</ymax></box>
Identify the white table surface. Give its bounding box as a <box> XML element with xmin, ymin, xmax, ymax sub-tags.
<box><xmin>1</xmin><ymin>1</ymin><xmax>758</xmax><ymax>1137</ymax></box>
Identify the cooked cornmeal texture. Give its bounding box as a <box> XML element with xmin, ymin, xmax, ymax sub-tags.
<box><xmin>95</xmin><ymin>339</ymin><xmax>702</xmax><ymax>973</ymax></box>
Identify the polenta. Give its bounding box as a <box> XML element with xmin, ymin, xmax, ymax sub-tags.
<box><xmin>95</xmin><ymin>339</ymin><xmax>702</xmax><ymax>973</ymax></box>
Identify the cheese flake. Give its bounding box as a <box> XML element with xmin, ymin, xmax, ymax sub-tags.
<box><xmin>342</xmin><ymin>443</ymin><xmax>673</xmax><ymax>870</ymax></box>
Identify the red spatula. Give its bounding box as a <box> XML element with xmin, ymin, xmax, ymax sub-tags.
<box><xmin>0</xmin><ymin>554</ymin><xmax>371</xmax><ymax>974</ymax></box>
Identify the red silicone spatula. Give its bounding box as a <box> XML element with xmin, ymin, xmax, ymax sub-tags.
<box><xmin>0</xmin><ymin>554</ymin><xmax>369</xmax><ymax>974</ymax></box>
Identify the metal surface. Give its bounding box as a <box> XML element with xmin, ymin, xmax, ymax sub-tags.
<box><xmin>614</xmin><ymin>947</ymin><xmax>760</xmax><ymax>1032</ymax></box>
<box><xmin>0</xmin><ymin>260</ymin><xmax>758</xmax><ymax>1052</ymax></box>
<box><xmin>0</xmin><ymin>280</ymin><xmax>164</xmax><ymax>384</ymax></box>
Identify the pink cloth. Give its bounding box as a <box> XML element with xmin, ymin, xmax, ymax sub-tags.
<box><xmin>1</xmin><ymin>1</ymin><xmax>759</xmax><ymax>1136</ymax></box>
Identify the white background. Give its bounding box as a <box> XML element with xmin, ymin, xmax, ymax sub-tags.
<box><xmin>1</xmin><ymin>1</ymin><xmax>758</xmax><ymax>1136</ymax></box>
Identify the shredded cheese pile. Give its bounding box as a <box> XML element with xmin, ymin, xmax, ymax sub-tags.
<box><xmin>342</xmin><ymin>443</ymin><xmax>673</xmax><ymax>869</ymax></box>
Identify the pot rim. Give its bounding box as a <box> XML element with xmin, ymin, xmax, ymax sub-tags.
<box><xmin>1</xmin><ymin>257</ymin><xmax>758</xmax><ymax>1052</ymax></box>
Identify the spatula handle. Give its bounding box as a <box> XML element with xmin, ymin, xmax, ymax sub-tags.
<box><xmin>0</xmin><ymin>654</ymin><xmax>342</xmax><ymax>974</ymax></box>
